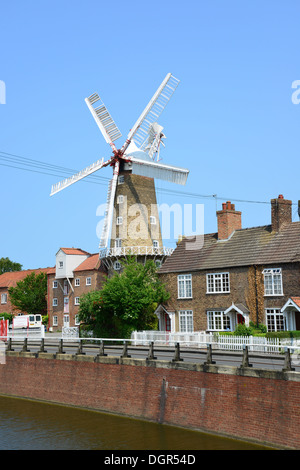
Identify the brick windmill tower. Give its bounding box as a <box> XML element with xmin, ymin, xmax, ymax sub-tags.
<box><xmin>50</xmin><ymin>74</ymin><xmax>189</xmax><ymax>272</ymax></box>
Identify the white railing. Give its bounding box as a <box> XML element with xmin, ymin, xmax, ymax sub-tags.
<box><xmin>7</xmin><ymin>326</ymin><xmax>45</xmax><ymax>340</ymax></box>
<box><xmin>131</xmin><ymin>331</ymin><xmax>299</xmax><ymax>353</ymax></box>
<box><xmin>99</xmin><ymin>246</ymin><xmax>174</xmax><ymax>259</ymax></box>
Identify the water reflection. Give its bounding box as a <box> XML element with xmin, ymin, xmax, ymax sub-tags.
<box><xmin>0</xmin><ymin>396</ymin><xmax>270</xmax><ymax>450</ymax></box>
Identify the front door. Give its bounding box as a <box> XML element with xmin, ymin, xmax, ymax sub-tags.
<box><xmin>295</xmin><ymin>312</ymin><xmax>300</xmax><ymax>331</ymax></box>
<box><xmin>165</xmin><ymin>313</ymin><xmax>171</xmax><ymax>332</ymax></box>
<box><xmin>237</xmin><ymin>314</ymin><xmax>245</xmax><ymax>325</ymax></box>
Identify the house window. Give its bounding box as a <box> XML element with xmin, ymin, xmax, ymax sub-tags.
<box><xmin>207</xmin><ymin>311</ymin><xmax>231</xmax><ymax>331</ymax></box>
<box><xmin>118</xmin><ymin>175</ymin><xmax>124</xmax><ymax>184</ymax></box>
<box><xmin>59</xmin><ymin>261</ymin><xmax>63</xmax><ymax>268</ymax></box>
<box><xmin>1</xmin><ymin>293</ymin><xmax>7</xmax><ymax>304</ymax></box>
<box><xmin>179</xmin><ymin>310</ymin><xmax>193</xmax><ymax>333</ymax></box>
<box><xmin>86</xmin><ymin>277</ymin><xmax>91</xmax><ymax>286</ymax></box>
<box><xmin>206</xmin><ymin>272</ymin><xmax>230</xmax><ymax>293</ymax></box>
<box><xmin>117</xmin><ymin>216</ymin><xmax>123</xmax><ymax>225</ymax></box>
<box><xmin>117</xmin><ymin>195</ymin><xmax>124</xmax><ymax>204</ymax></box>
<box><xmin>75</xmin><ymin>315</ymin><xmax>80</xmax><ymax>326</ymax></box>
<box><xmin>75</xmin><ymin>278</ymin><xmax>80</xmax><ymax>287</ymax></box>
<box><xmin>53</xmin><ymin>281</ymin><xmax>58</xmax><ymax>288</ymax></box>
<box><xmin>53</xmin><ymin>298</ymin><xmax>58</xmax><ymax>307</ymax></box>
<box><xmin>150</xmin><ymin>216</ymin><xmax>156</xmax><ymax>225</ymax></box>
<box><xmin>53</xmin><ymin>316</ymin><xmax>58</xmax><ymax>326</ymax></box>
<box><xmin>177</xmin><ymin>274</ymin><xmax>192</xmax><ymax>298</ymax></box>
<box><xmin>266</xmin><ymin>308</ymin><xmax>285</xmax><ymax>332</ymax></box>
<box><xmin>263</xmin><ymin>268</ymin><xmax>283</xmax><ymax>296</ymax></box>
<box><xmin>75</xmin><ymin>297</ymin><xmax>80</xmax><ymax>305</ymax></box>
<box><xmin>153</xmin><ymin>240</ymin><xmax>159</xmax><ymax>248</ymax></box>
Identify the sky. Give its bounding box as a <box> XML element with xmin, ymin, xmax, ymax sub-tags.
<box><xmin>1</xmin><ymin>0</ymin><xmax>300</xmax><ymax>270</ymax></box>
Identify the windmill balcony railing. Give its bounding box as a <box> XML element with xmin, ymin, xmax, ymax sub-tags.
<box><xmin>99</xmin><ymin>246</ymin><xmax>174</xmax><ymax>259</ymax></box>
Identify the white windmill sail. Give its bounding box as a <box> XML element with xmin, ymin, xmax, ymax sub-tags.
<box><xmin>50</xmin><ymin>157</ymin><xmax>107</xmax><ymax>196</ymax></box>
<box><xmin>85</xmin><ymin>93</ymin><xmax>122</xmax><ymax>151</ymax></box>
<box><xmin>125</xmin><ymin>153</ymin><xmax>189</xmax><ymax>186</ymax></box>
<box><xmin>99</xmin><ymin>162</ymin><xmax>119</xmax><ymax>249</ymax></box>
<box><xmin>120</xmin><ymin>73</ymin><xmax>180</xmax><ymax>157</ymax></box>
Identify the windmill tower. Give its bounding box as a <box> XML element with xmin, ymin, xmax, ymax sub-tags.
<box><xmin>50</xmin><ymin>73</ymin><xmax>189</xmax><ymax>272</ymax></box>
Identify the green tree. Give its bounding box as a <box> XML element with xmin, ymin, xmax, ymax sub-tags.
<box><xmin>78</xmin><ymin>257</ymin><xmax>170</xmax><ymax>338</ymax></box>
<box><xmin>8</xmin><ymin>272</ymin><xmax>47</xmax><ymax>316</ymax></box>
<box><xmin>0</xmin><ymin>257</ymin><xmax>22</xmax><ymax>275</ymax></box>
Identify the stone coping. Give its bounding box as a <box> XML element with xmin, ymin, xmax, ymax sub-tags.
<box><xmin>5</xmin><ymin>351</ymin><xmax>300</xmax><ymax>382</ymax></box>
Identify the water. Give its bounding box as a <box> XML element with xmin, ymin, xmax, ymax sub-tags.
<box><xmin>0</xmin><ymin>395</ymin><xmax>270</xmax><ymax>450</ymax></box>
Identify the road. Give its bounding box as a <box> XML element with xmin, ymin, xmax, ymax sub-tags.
<box><xmin>5</xmin><ymin>337</ymin><xmax>300</xmax><ymax>373</ymax></box>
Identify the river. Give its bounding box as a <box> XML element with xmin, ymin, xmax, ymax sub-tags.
<box><xmin>0</xmin><ymin>395</ymin><xmax>272</xmax><ymax>451</ymax></box>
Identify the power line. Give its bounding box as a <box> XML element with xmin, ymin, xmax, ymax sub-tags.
<box><xmin>0</xmin><ymin>149</ymin><xmax>296</xmax><ymax>205</ymax></box>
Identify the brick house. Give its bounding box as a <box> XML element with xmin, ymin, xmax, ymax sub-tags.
<box><xmin>47</xmin><ymin>248</ymin><xmax>107</xmax><ymax>331</ymax></box>
<box><xmin>158</xmin><ymin>195</ymin><xmax>300</xmax><ymax>334</ymax></box>
<box><xmin>0</xmin><ymin>268</ymin><xmax>52</xmax><ymax>316</ymax></box>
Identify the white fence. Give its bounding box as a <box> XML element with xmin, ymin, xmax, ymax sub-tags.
<box><xmin>131</xmin><ymin>330</ymin><xmax>300</xmax><ymax>353</ymax></box>
<box><xmin>7</xmin><ymin>326</ymin><xmax>45</xmax><ymax>340</ymax></box>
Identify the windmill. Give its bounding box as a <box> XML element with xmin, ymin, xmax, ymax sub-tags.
<box><xmin>50</xmin><ymin>73</ymin><xmax>189</xmax><ymax>269</ymax></box>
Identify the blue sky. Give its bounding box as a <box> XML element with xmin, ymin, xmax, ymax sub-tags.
<box><xmin>1</xmin><ymin>0</ymin><xmax>300</xmax><ymax>270</ymax></box>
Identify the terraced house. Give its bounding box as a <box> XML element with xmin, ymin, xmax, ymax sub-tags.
<box><xmin>157</xmin><ymin>195</ymin><xmax>300</xmax><ymax>334</ymax></box>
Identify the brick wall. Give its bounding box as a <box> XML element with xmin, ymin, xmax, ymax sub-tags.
<box><xmin>160</xmin><ymin>262</ymin><xmax>300</xmax><ymax>331</ymax></box>
<box><xmin>0</xmin><ymin>354</ymin><xmax>299</xmax><ymax>449</ymax></box>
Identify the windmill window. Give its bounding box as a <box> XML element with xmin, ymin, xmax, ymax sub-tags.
<box><xmin>115</xmin><ymin>238</ymin><xmax>122</xmax><ymax>248</ymax></box>
<box><xmin>117</xmin><ymin>217</ymin><xmax>123</xmax><ymax>225</ymax></box>
<box><xmin>118</xmin><ymin>175</ymin><xmax>124</xmax><ymax>184</ymax></box>
<box><xmin>117</xmin><ymin>195</ymin><xmax>124</xmax><ymax>204</ymax></box>
<box><xmin>150</xmin><ymin>216</ymin><xmax>156</xmax><ymax>225</ymax></box>
<box><xmin>153</xmin><ymin>240</ymin><xmax>159</xmax><ymax>248</ymax></box>
<box><xmin>114</xmin><ymin>261</ymin><xmax>121</xmax><ymax>271</ymax></box>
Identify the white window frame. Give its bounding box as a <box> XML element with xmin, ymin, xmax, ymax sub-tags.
<box><xmin>153</xmin><ymin>240</ymin><xmax>159</xmax><ymax>248</ymax></box>
<box><xmin>117</xmin><ymin>216</ymin><xmax>123</xmax><ymax>225</ymax></box>
<box><xmin>207</xmin><ymin>310</ymin><xmax>231</xmax><ymax>331</ymax></box>
<box><xmin>206</xmin><ymin>272</ymin><xmax>230</xmax><ymax>294</ymax></box>
<box><xmin>59</xmin><ymin>261</ymin><xmax>63</xmax><ymax>269</ymax></box>
<box><xmin>53</xmin><ymin>315</ymin><xmax>58</xmax><ymax>326</ymax></box>
<box><xmin>150</xmin><ymin>216</ymin><xmax>156</xmax><ymax>225</ymax></box>
<box><xmin>114</xmin><ymin>261</ymin><xmax>121</xmax><ymax>271</ymax></box>
<box><xmin>75</xmin><ymin>315</ymin><xmax>80</xmax><ymax>326</ymax></box>
<box><xmin>115</xmin><ymin>238</ymin><xmax>122</xmax><ymax>248</ymax></box>
<box><xmin>53</xmin><ymin>298</ymin><xmax>58</xmax><ymax>307</ymax></box>
<box><xmin>1</xmin><ymin>293</ymin><xmax>7</xmax><ymax>304</ymax></box>
<box><xmin>179</xmin><ymin>310</ymin><xmax>194</xmax><ymax>333</ymax></box>
<box><xmin>53</xmin><ymin>280</ymin><xmax>58</xmax><ymax>289</ymax></box>
<box><xmin>86</xmin><ymin>277</ymin><xmax>92</xmax><ymax>286</ymax></box>
<box><xmin>75</xmin><ymin>278</ymin><xmax>80</xmax><ymax>287</ymax></box>
<box><xmin>265</xmin><ymin>308</ymin><xmax>285</xmax><ymax>332</ymax></box>
<box><xmin>177</xmin><ymin>274</ymin><xmax>192</xmax><ymax>299</ymax></box>
<box><xmin>263</xmin><ymin>268</ymin><xmax>283</xmax><ymax>296</ymax></box>
<box><xmin>118</xmin><ymin>175</ymin><xmax>124</xmax><ymax>184</ymax></box>
<box><xmin>74</xmin><ymin>297</ymin><xmax>80</xmax><ymax>305</ymax></box>
<box><xmin>117</xmin><ymin>195</ymin><xmax>124</xmax><ymax>204</ymax></box>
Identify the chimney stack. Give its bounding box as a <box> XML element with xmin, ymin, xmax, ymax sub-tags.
<box><xmin>271</xmin><ymin>195</ymin><xmax>292</xmax><ymax>232</ymax></box>
<box><xmin>217</xmin><ymin>201</ymin><xmax>242</xmax><ymax>240</ymax></box>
